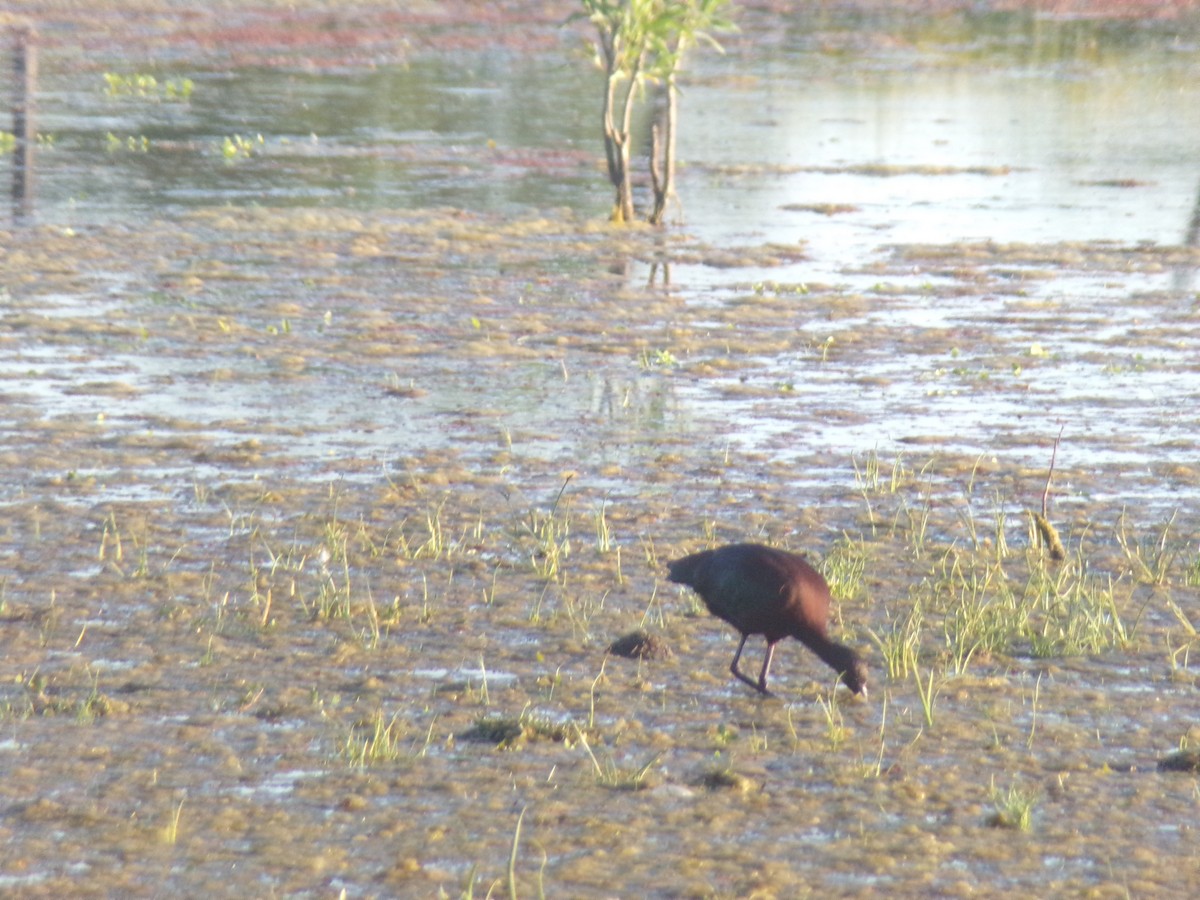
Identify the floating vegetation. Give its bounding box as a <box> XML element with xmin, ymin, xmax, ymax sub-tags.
<box><xmin>105</xmin><ymin>132</ymin><xmax>150</xmax><ymax>153</ymax></box>
<box><xmin>221</xmin><ymin>133</ymin><xmax>264</xmax><ymax>159</ymax></box>
<box><xmin>103</xmin><ymin>71</ymin><xmax>194</xmax><ymax>101</ymax></box>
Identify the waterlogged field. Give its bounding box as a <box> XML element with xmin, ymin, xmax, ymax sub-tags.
<box><xmin>2</xmin><ymin>2</ymin><xmax>1200</xmax><ymax>898</ymax></box>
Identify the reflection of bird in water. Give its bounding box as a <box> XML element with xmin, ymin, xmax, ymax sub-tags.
<box><xmin>668</xmin><ymin>543</ymin><xmax>867</xmax><ymax>697</ymax></box>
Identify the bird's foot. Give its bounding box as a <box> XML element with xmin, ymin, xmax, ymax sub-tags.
<box><xmin>732</xmin><ymin>666</ymin><xmax>776</xmax><ymax>698</ymax></box>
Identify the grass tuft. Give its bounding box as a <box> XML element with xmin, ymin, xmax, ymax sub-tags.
<box><xmin>987</xmin><ymin>777</ymin><xmax>1038</xmax><ymax>831</ymax></box>
<box><xmin>574</xmin><ymin>723</ymin><xmax>660</xmax><ymax>790</ymax></box>
<box><xmin>461</xmin><ymin>707</ymin><xmax>575</xmax><ymax>751</ymax></box>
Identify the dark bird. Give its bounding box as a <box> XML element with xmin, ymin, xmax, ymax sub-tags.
<box><xmin>667</xmin><ymin>543</ymin><xmax>867</xmax><ymax>697</ymax></box>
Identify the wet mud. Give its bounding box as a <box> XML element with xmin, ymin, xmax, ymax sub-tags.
<box><xmin>2</xmin><ymin>2</ymin><xmax>1200</xmax><ymax>898</ymax></box>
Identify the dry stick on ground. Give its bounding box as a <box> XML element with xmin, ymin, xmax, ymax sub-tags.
<box><xmin>1033</xmin><ymin>426</ymin><xmax>1067</xmax><ymax>560</ymax></box>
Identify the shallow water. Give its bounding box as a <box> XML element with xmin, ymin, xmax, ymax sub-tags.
<box><xmin>10</xmin><ymin>5</ymin><xmax>1200</xmax><ymax>491</ymax></box>
<box><xmin>2</xmin><ymin>3</ymin><xmax>1200</xmax><ymax>898</ymax></box>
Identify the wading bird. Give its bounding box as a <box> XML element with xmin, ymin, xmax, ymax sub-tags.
<box><xmin>668</xmin><ymin>543</ymin><xmax>867</xmax><ymax>697</ymax></box>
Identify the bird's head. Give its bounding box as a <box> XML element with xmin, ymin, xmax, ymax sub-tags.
<box><xmin>840</xmin><ymin>655</ymin><xmax>868</xmax><ymax>697</ymax></box>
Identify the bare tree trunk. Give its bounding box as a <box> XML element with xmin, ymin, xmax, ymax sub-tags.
<box><xmin>614</xmin><ymin>53</ymin><xmax>644</xmax><ymax>222</ymax></box>
<box><xmin>648</xmin><ymin>72</ymin><xmax>678</xmax><ymax>225</ymax></box>
<box><xmin>597</xmin><ymin>26</ymin><xmax>629</xmax><ymax>223</ymax></box>
<box><xmin>602</xmin><ymin>75</ymin><xmax>625</xmax><ymax>221</ymax></box>
<box><xmin>601</xmin><ymin>58</ymin><xmax>638</xmax><ymax>222</ymax></box>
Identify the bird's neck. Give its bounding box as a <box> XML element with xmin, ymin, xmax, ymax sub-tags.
<box><xmin>802</xmin><ymin>633</ymin><xmax>857</xmax><ymax>675</ymax></box>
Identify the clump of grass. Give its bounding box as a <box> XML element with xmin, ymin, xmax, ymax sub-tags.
<box><xmin>311</xmin><ymin>528</ymin><xmax>353</xmax><ymax>621</ymax></box>
<box><xmin>899</xmin><ymin>480</ymin><xmax>936</xmax><ymax>558</ymax></box>
<box><xmin>1116</xmin><ymin>509</ymin><xmax>1179</xmax><ymax>586</ymax></box>
<box><xmin>697</xmin><ymin>762</ymin><xmax>755</xmax><ymax>792</ymax></box>
<box><xmin>987</xmin><ymin>777</ymin><xmax>1038</xmax><ymax>831</ymax></box>
<box><xmin>931</xmin><ymin>550</ymin><xmax>1010</xmax><ymax>673</ymax></box>
<box><xmin>519</xmin><ymin>477</ymin><xmax>574</xmax><ymax>583</ymax></box>
<box><xmin>162</xmin><ymin>799</ymin><xmax>185</xmax><ymax>845</ymax></box>
<box><xmin>392</xmin><ymin>496</ymin><xmax>473</xmax><ymax>560</ymax></box>
<box><xmin>821</xmin><ymin>534</ymin><xmax>867</xmax><ymax>603</ymax></box>
<box><xmin>343</xmin><ymin>710</ymin><xmax>409</xmax><ymax>767</ymax></box>
<box><xmin>856</xmin><ymin>693</ymin><xmax>891</xmax><ymax>779</ymax></box>
<box><xmin>990</xmin><ymin>495</ymin><xmax>1011</xmax><ymax>562</ymax></box>
<box><xmin>1023</xmin><ymin>553</ymin><xmax>1128</xmax><ymax>657</ymax></box>
<box><xmin>869</xmin><ymin>597</ymin><xmax>923</xmax><ymax>679</ymax></box>
<box><xmin>710</xmin><ymin>722</ymin><xmax>737</xmax><ymax>749</ymax></box>
<box><xmin>853</xmin><ymin>449</ymin><xmax>910</xmax><ymax>495</ymax></box>
<box><xmin>24</xmin><ymin>669</ymin><xmax>125</xmax><ymax>723</ymax></box>
<box><xmin>573</xmin><ymin>724</ymin><xmax>660</xmax><ymax>790</ymax></box>
<box><xmin>816</xmin><ymin>692</ymin><xmax>847</xmax><ymax>750</ymax></box>
<box><xmin>463</xmin><ymin>715</ymin><xmax>525</xmax><ymax>747</ymax></box>
<box><xmin>1184</xmin><ymin>551</ymin><xmax>1200</xmax><ymax>588</ymax></box>
<box><xmin>639</xmin><ymin>347</ymin><xmax>679</xmax><ymax>370</ymax></box>
<box><xmin>461</xmin><ymin>707</ymin><xmax>574</xmax><ymax>751</ymax></box>
<box><xmin>852</xmin><ymin>449</ymin><xmax>912</xmax><ymax>531</ymax></box>
<box><xmin>902</xmin><ymin>538</ymin><xmax>1131</xmax><ymax>676</ymax></box>
<box><xmin>560</xmin><ymin>590</ymin><xmax>610</xmax><ymax>641</ymax></box>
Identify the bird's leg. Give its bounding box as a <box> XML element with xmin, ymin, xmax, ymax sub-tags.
<box><xmin>729</xmin><ymin>636</ymin><xmax>775</xmax><ymax>697</ymax></box>
<box><xmin>729</xmin><ymin>635</ymin><xmax>761</xmax><ymax>692</ymax></box>
<box><xmin>755</xmin><ymin>642</ymin><xmax>777</xmax><ymax>697</ymax></box>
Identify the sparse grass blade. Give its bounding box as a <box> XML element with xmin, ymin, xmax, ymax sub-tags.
<box><xmin>869</xmin><ymin>598</ymin><xmax>923</xmax><ymax>680</ymax></box>
<box><xmin>1116</xmin><ymin>509</ymin><xmax>1179</xmax><ymax>586</ymax></box>
<box><xmin>507</xmin><ymin>806</ymin><xmax>526</xmax><ymax>900</ymax></box>
<box><xmin>913</xmin><ymin>663</ymin><xmax>938</xmax><ymax>729</ymax></box>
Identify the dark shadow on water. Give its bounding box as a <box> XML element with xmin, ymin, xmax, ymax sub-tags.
<box><xmin>9</xmin><ymin>23</ymin><xmax>36</xmax><ymax>225</ymax></box>
<box><xmin>1173</xmin><ymin>178</ymin><xmax>1200</xmax><ymax>292</ymax></box>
